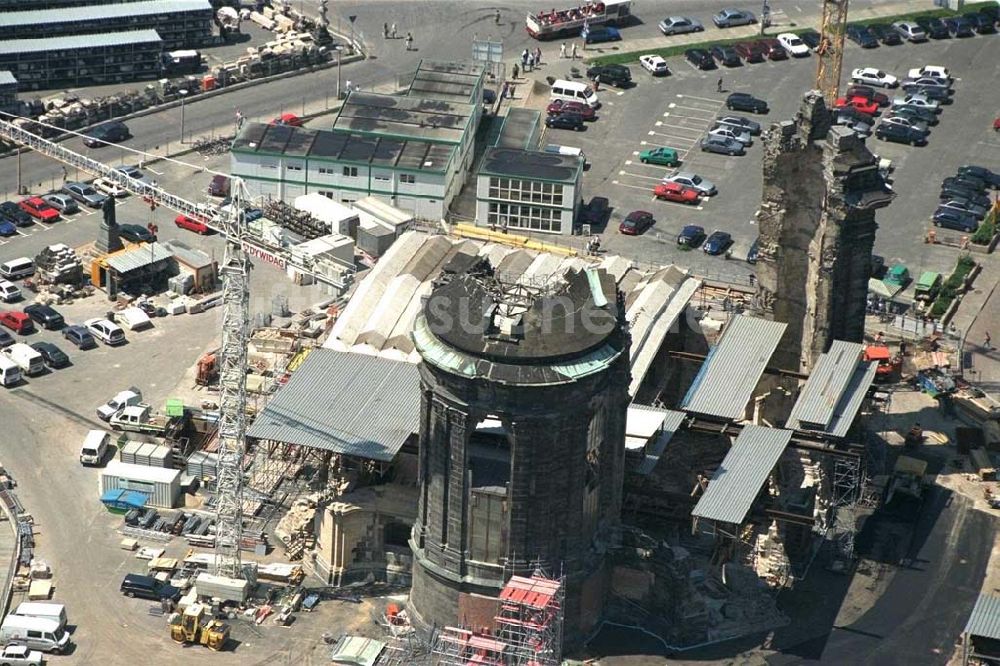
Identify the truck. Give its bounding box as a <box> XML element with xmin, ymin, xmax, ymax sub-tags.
<box><xmin>526</xmin><ymin>0</ymin><xmax>632</xmax><ymax>40</ymax></box>
<box><xmin>97</xmin><ymin>387</ymin><xmax>143</xmax><ymax>421</ymax></box>
<box><xmin>109</xmin><ymin>404</ymin><xmax>185</xmax><ymax>435</ymax></box>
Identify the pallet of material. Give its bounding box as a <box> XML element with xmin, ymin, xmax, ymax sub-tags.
<box><xmin>27</xmin><ymin>579</ymin><xmax>52</xmax><ymax>600</ymax></box>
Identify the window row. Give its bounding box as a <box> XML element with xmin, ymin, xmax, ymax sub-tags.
<box><xmin>488</xmin><ymin>177</ymin><xmax>563</xmax><ymax>205</ymax></box>
<box><xmin>487</xmin><ymin>203</ymin><xmax>563</xmax><ymax>234</ymax></box>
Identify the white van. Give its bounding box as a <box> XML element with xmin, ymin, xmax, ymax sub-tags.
<box><xmin>4</xmin><ymin>343</ymin><xmax>44</xmax><ymax>376</ymax></box>
<box><xmin>0</xmin><ymin>257</ymin><xmax>34</xmax><ymax>281</ymax></box>
<box><xmin>0</xmin><ymin>356</ymin><xmax>21</xmax><ymax>387</ymax></box>
<box><xmin>13</xmin><ymin>602</ymin><xmax>67</xmax><ymax>632</ymax></box>
<box><xmin>543</xmin><ymin>144</ymin><xmax>587</xmax><ymax>163</ymax></box>
<box><xmin>113</xmin><ymin>306</ymin><xmax>152</xmax><ymax>331</ymax></box>
<box><xmin>80</xmin><ymin>429</ymin><xmax>111</xmax><ymax>466</ymax></box>
<box><xmin>550</xmin><ymin>79</ymin><xmax>600</xmax><ymax>109</ymax></box>
<box><xmin>0</xmin><ymin>280</ymin><xmax>20</xmax><ymax>303</ymax></box>
<box><xmin>0</xmin><ymin>614</ymin><xmax>70</xmax><ymax>653</ymax></box>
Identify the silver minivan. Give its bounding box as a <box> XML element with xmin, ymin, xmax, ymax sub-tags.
<box><xmin>0</xmin><ymin>257</ymin><xmax>34</xmax><ymax>281</ymax></box>
<box><xmin>0</xmin><ymin>614</ymin><xmax>70</xmax><ymax>653</ymax></box>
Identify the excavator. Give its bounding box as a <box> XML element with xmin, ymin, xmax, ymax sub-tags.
<box><xmin>169</xmin><ymin>603</ymin><xmax>230</xmax><ymax>651</ymax></box>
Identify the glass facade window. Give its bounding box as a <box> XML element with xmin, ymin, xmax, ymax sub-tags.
<box><xmin>343</xmin><ymin>166</ymin><xmax>358</xmax><ymax>177</ymax></box>
<box><xmin>400</xmin><ymin>174</ymin><xmax>416</xmax><ymax>184</ymax></box>
<box><xmin>488</xmin><ymin>177</ymin><xmax>564</xmax><ymax>206</ymax></box>
<box><xmin>487</xmin><ymin>202</ymin><xmax>562</xmax><ymax>234</ymax></box>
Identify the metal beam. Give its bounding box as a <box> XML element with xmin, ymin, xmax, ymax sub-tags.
<box><xmin>684</xmin><ymin>415</ymin><xmax>862</xmax><ymax>459</ymax></box>
<box><xmin>765</xmin><ymin>508</ymin><xmax>816</xmax><ymax>527</ymax></box>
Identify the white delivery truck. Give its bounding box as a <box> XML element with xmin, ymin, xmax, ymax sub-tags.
<box><xmin>0</xmin><ymin>614</ymin><xmax>70</xmax><ymax>653</ymax></box>
<box><xmin>3</xmin><ymin>343</ymin><xmax>44</xmax><ymax>377</ymax></box>
<box><xmin>96</xmin><ymin>387</ymin><xmax>143</xmax><ymax>421</ymax></box>
<box><xmin>0</xmin><ymin>356</ymin><xmax>21</xmax><ymax>388</ymax></box>
<box><xmin>12</xmin><ymin>602</ymin><xmax>67</xmax><ymax>631</ymax></box>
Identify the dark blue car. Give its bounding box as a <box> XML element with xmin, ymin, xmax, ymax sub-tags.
<box><xmin>932</xmin><ymin>209</ymin><xmax>978</xmax><ymax>232</ymax></box>
<box><xmin>703</xmin><ymin>231</ymin><xmax>733</xmax><ymax>255</ymax></box>
<box><xmin>846</xmin><ymin>24</ymin><xmax>879</xmax><ymax>48</ymax></box>
<box><xmin>943</xmin><ymin>16</ymin><xmax>976</xmax><ymax>37</ymax></box>
<box><xmin>582</xmin><ymin>26</ymin><xmax>621</xmax><ymax>44</ymax></box>
<box><xmin>0</xmin><ymin>219</ymin><xmax>15</xmax><ymax>237</ymax></box>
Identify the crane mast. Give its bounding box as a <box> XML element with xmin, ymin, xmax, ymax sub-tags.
<box><xmin>816</xmin><ymin>0</ymin><xmax>849</xmax><ymax>105</ymax></box>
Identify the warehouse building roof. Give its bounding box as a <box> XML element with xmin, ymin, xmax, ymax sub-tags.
<box><xmin>965</xmin><ymin>593</ymin><xmax>1000</xmax><ymax>641</ymax></box>
<box><xmin>0</xmin><ymin>0</ymin><xmax>211</xmax><ymax>28</ymax></box>
<box><xmin>332</xmin><ymin>92</ymin><xmax>476</xmax><ymax>145</ymax></box>
<box><xmin>407</xmin><ymin>60</ymin><xmax>486</xmax><ymax>104</ymax></box>
<box><xmin>479</xmin><ymin>147</ymin><xmax>582</xmax><ymax>184</ymax></box>
<box><xmin>0</xmin><ymin>29</ymin><xmax>163</xmax><ymax>55</ymax></box>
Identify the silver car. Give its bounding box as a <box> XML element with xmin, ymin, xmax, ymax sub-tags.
<box><xmin>664</xmin><ymin>171</ymin><xmax>717</xmax><ymax>196</ymax></box>
<box><xmin>658</xmin><ymin>15</ymin><xmax>703</xmax><ymax>35</ymax></box>
<box><xmin>114</xmin><ymin>166</ymin><xmax>153</xmax><ymax>185</ymax></box>
<box><xmin>41</xmin><ymin>193</ymin><xmax>80</xmax><ymax>214</ymax></box>
<box><xmin>833</xmin><ymin>115</ymin><xmax>872</xmax><ymax>137</ymax></box>
<box><xmin>709</xmin><ymin>124</ymin><xmax>752</xmax><ymax>146</ymax></box>
<box><xmin>716</xmin><ymin>114</ymin><xmax>761</xmax><ymax>135</ymax></box>
<box><xmin>713</xmin><ymin>8</ymin><xmax>756</xmax><ymax>28</ymax></box>
<box><xmin>883</xmin><ymin>115</ymin><xmax>929</xmax><ymax>133</ymax></box>
<box><xmin>63</xmin><ymin>182</ymin><xmax>108</xmax><ymax>208</ymax></box>
<box><xmin>891</xmin><ymin>94</ymin><xmax>940</xmax><ymax>112</ymax></box>
<box><xmin>701</xmin><ymin>135</ymin><xmax>746</xmax><ymax>156</ymax></box>
<box><xmin>901</xmin><ymin>76</ymin><xmax>950</xmax><ymax>93</ymax></box>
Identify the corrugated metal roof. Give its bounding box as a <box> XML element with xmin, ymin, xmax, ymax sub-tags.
<box><xmin>626</xmin><ymin>405</ymin><xmax>687</xmax><ymax>476</ymax></box>
<box><xmin>246</xmin><ymin>349</ymin><xmax>420</xmax><ymax>462</ymax></box>
<box><xmin>786</xmin><ymin>341</ymin><xmax>878</xmax><ymax>438</ymax></box>
<box><xmin>0</xmin><ymin>71</ymin><xmax>16</xmax><ymax>86</ymax></box>
<box><xmin>681</xmin><ymin>315</ymin><xmax>787</xmax><ymax>420</ymax></box>
<box><xmin>0</xmin><ymin>0</ymin><xmax>210</xmax><ymax>27</ymax></box>
<box><xmin>105</xmin><ymin>241</ymin><xmax>173</xmax><ymax>273</ymax></box>
<box><xmin>0</xmin><ymin>29</ymin><xmax>163</xmax><ymax>55</ymax></box>
<box><xmin>965</xmin><ymin>593</ymin><xmax>1000</xmax><ymax>640</ymax></box>
<box><xmin>691</xmin><ymin>425</ymin><xmax>792</xmax><ymax>525</ymax></box>
<box><xmin>330</xmin><ymin>636</ymin><xmax>386</xmax><ymax>666</ymax></box>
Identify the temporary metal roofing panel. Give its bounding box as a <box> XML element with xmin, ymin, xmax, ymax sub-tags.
<box><xmin>691</xmin><ymin>425</ymin><xmax>792</xmax><ymax>525</ymax></box>
<box><xmin>626</xmin><ymin>405</ymin><xmax>687</xmax><ymax>476</ymax></box>
<box><xmin>681</xmin><ymin>315</ymin><xmax>787</xmax><ymax>420</ymax></box>
<box><xmin>0</xmin><ymin>29</ymin><xmax>162</xmax><ymax>55</ymax></box>
<box><xmin>106</xmin><ymin>242</ymin><xmax>173</xmax><ymax>273</ymax></box>
<box><xmin>246</xmin><ymin>349</ymin><xmax>420</xmax><ymax>462</ymax></box>
<box><xmin>330</xmin><ymin>636</ymin><xmax>386</xmax><ymax>666</ymax></box>
<box><xmin>786</xmin><ymin>341</ymin><xmax>878</xmax><ymax>437</ymax></box>
<box><xmin>0</xmin><ymin>0</ymin><xmax>210</xmax><ymax>28</ymax></box>
<box><xmin>965</xmin><ymin>593</ymin><xmax>1000</xmax><ymax>640</ymax></box>
<box><xmin>0</xmin><ymin>71</ymin><xmax>16</xmax><ymax>86</ymax></box>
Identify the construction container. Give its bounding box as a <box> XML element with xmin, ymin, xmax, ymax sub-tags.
<box><xmin>186</xmin><ymin>451</ymin><xmax>218</xmax><ymax>478</ymax></box>
<box><xmin>293</xmin><ymin>193</ymin><xmax>359</xmax><ymax>238</ymax></box>
<box><xmin>201</xmin><ymin>75</ymin><xmax>216</xmax><ymax>91</ymax></box>
<box><xmin>100</xmin><ymin>461</ymin><xmax>181</xmax><ymax>508</ymax></box>
<box><xmin>119</xmin><ymin>440</ymin><xmax>143</xmax><ymax>464</ymax></box>
<box><xmin>352</xmin><ymin>196</ymin><xmax>413</xmax><ymax>239</ymax></box>
<box><xmin>194</xmin><ymin>572</ymin><xmax>250</xmax><ymax>602</ymax></box>
<box><xmin>356</xmin><ymin>222</ymin><xmax>396</xmax><ymax>259</ymax></box>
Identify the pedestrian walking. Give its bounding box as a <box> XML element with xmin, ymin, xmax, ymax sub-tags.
<box><xmin>986</xmin><ymin>331</ymin><xmax>993</xmax><ymax>349</ymax></box>
<box><xmin>512</xmin><ymin>63</ymin><xmax>519</xmax><ymax>79</ymax></box>
<box><xmin>495</xmin><ymin>8</ymin><xmax>501</xmax><ymax>24</ymax></box>
<box><xmin>717</xmin><ymin>77</ymin><xmax>723</xmax><ymax>92</ymax></box>
<box><xmin>354</xmin><ymin>83</ymin><xmax>361</xmax><ymax>93</ymax></box>
<box><xmin>391</xmin><ymin>23</ymin><xmax>397</xmax><ymax>39</ymax></box>
<box><xmin>383</xmin><ymin>22</ymin><xmax>388</xmax><ymax>38</ymax></box>
<box><xmin>560</xmin><ymin>42</ymin><xmax>566</xmax><ymax>58</ymax></box>
<box><xmin>61</xmin><ymin>166</ymin><xmax>68</xmax><ymax>182</ymax></box>
<box><xmin>534</xmin><ymin>47</ymin><xmax>542</xmax><ymax>65</ymax></box>
<box><xmin>748</xmin><ymin>273</ymin><xmax>756</xmax><ymax>286</ymax></box>
<box><xmin>521</xmin><ymin>48</ymin><xmax>529</xmax><ymax>67</ymax></box>
<box><xmin>571</xmin><ymin>42</ymin><xmax>578</xmax><ymax>59</ymax></box>
<box><xmin>405</xmin><ymin>32</ymin><xmax>413</xmax><ymax>50</ymax></box>
<box><xmin>593</xmin><ymin>76</ymin><xmax>600</xmax><ymax>91</ymax></box>
<box><xmin>345</xmin><ymin>79</ymin><xmax>352</xmax><ymax>94</ymax></box>
<box><xmin>527</xmin><ymin>53</ymin><xmax>535</xmax><ymax>71</ymax></box>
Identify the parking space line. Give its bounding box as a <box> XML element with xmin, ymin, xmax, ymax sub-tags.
<box><xmin>619</xmin><ymin>171</ymin><xmax>665</xmax><ymax>182</ymax></box>
<box><xmin>670</xmin><ymin>104</ymin><xmax>719</xmax><ymax>116</ymax></box>
<box><xmin>648</xmin><ymin>131</ymin><xmax>698</xmax><ymax>144</ymax></box>
<box><xmin>656</xmin><ymin>122</ymin><xmax>706</xmax><ymax>134</ymax></box>
<box><xmin>145</xmin><ymin>167</ymin><xmax>164</xmax><ymax>175</ymax></box>
<box><xmin>677</xmin><ymin>93</ymin><xmax>723</xmax><ymax>104</ymax></box>
<box><xmin>611</xmin><ymin>180</ymin><xmax>654</xmax><ymax>192</ymax></box>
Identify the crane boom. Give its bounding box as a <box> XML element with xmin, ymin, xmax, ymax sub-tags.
<box><xmin>816</xmin><ymin>0</ymin><xmax>849</xmax><ymax>105</ymax></box>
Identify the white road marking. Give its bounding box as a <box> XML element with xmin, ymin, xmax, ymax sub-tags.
<box><xmin>671</xmin><ymin>104</ymin><xmax>719</xmax><ymax>115</ymax></box>
<box><xmin>677</xmin><ymin>93</ymin><xmax>723</xmax><ymax>104</ymax></box>
<box><xmin>146</xmin><ymin>167</ymin><xmax>163</xmax><ymax>175</ymax></box>
<box><xmin>659</xmin><ymin>124</ymin><xmax>709</xmax><ymax>134</ymax></box>
<box><xmin>647</xmin><ymin>131</ymin><xmax>699</xmax><ymax>143</ymax></box>
<box><xmin>616</xmin><ymin>91</ymin><xmax>624</xmax><ymax>96</ymax></box>
<box><xmin>632</xmin><ymin>151</ymin><xmax>640</xmax><ymax>156</ymax></box>
<box><xmin>614</xmin><ymin>181</ymin><xmax>655</xmax><ymax>192</ymax></box>
<box><xmin>668</xmin><ymin>103</ymin><xmax>677</xmax><ymax>108</ymax></box>
<box><xmin>655</xmin><ymin>121</ymin><xmax>663</xmax><ymax>126</ymax></box>
<box><xmin>618</xmin><ymin>171</ymin><xmax>669</xmax><ymax>182</ymax></box>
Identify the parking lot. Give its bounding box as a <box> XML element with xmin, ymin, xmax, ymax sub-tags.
<box><xmin>532</xmin><ymin>30</ymin><xmax>1000</xmax><ymax>287</ymax></box>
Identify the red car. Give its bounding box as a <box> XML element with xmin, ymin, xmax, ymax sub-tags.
<box><xmin>653</xmin><ymin>182</ymin><xmax>700</xmax><ymax>205</ymax></box>
<box><xmin>0</xmin><ymin>311</ymin><xmax>34</xmax><ymax>334</ymax></box>
<box><xmin>834</xmin><ymin>96</ymin><xmax>879</xmax><ymax>116</ymax></box>
<box><xmin>619</xmin><ymin>210</ymin><xmax>654</xmax><ymax>235</ymax></box>
<box><xmin>18</xmin><ymin>196</ymin><xmax>60</xmax><ymax>222</ymax></box>
<box><xmin>545</xmin><ymin>99</ymin><xmax>596</xmax><ymax>121</ymax></box>
<box><xmin>734</xmin><ymin>41</ymin><xmax>767</xmax><ymax>63</ymax></box>
<box><xmin>175</xmin><ymin>214</ymin><xmax>211</xmax><ymax>234</ymax></box>
<box><xmin>270</xmin><ymin>113</ymin><xmax>303</xmax><ymax>127</ymax></box>
<box><xmin>756</xmin><ymin>39</ymin><xmax>788</xmax><ymax>60</ymax></box>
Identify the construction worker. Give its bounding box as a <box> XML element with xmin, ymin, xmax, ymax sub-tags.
<box><xmin>405</xmin><ymin>32</ymin><xmax>413</xmax><ymax>50</ymax></box>
<box><xmin>560</xmin><ymin>42</ymin><xmax>567</xmax><ymax>58</ymax></box>
<box><xmin>391</xmin><ymin>23</ymin><xmax>397</xmax><ymax>38</ymax></box>
<box><xmin>495</xmin><ymin>8</ymin><xmax>501</xmax><ymax>24</ymax></box>
<box><xmin>717</xmin><ymin>77</ymin><xmax>723</xmax><ymax>92</ymax></box>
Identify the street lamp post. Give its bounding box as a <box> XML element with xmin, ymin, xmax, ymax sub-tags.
<box><xmin>179</xmin><ymin>89</ymin><xmax>188</xmax><ymax>144</ymax></box>
<box><xmin>336</xmin><ymin>46</ymin><xmax>342</xmax><ymax>100</ymax></box>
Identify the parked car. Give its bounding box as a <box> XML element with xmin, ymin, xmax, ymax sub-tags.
<box><xmin>0</xmin><ymin>220</ymin><xmax>15</xmax><ymax>237</ymax></box>
<box><xmin>677</xmin><ymin>225</ymin><xmax>706</xmax><ymax>248</ymax></box>
<box><xmin>0</xmin><ymin>281</ymin><xmax>20</xmax><ymax>303</ymax></box>
<box><xmin>776</xmin><ymin>33</ymin><xmax>810</xmax><ymax>57</ymax></box>
<box><xmin>118</xmin><ymin>223</ymin><xmax>156</xmax><ymax>243</ymax></box>
<box><xmin>914</xmin><ymin>16</ymin><xmax>950</xmax><ymax>39</ymax></box>
<box><xmin>114</xmin><ymin>166</ymin><xmax>152</xmax><ymax>185</ymax></box>
<box><xmin>18</xmin><ymin>197</ymin><xmax>59</xmax><ymax>222</ymax></box>
<box><xmin>684</xmin><ymin>48</ymin><xmax>715</xmax><ymax>70</ymax></box>
<box><xmin>734</xmin><ymin>41</ymin><xmax>767</xmax><ymax>63</ymax></box>
<box><xmin>62</xmin><ymin>182</ymin><xmax>108</xmax><ymax>208</ymax></box>
<box><xmin>664</xmin><ymin>172</ymin><xmax>717</xmax><ymax>196</ymax></box>
<box><xmin>579</xmin><ymin>197</ymin><xmax>609</xmax><ymax>226</ymax></box>
<box><xmin>30</xmin><ymin>341</ymin><xmax>69</xmax><ymax>369</ymax></box>
<box><xmin>834</xmin><ymin>115</ymin><xmax>873</xmax><ymax>137</ymax></box>
<box><xmin>120</xmin><ymin>574</ymin><xmax>181</xmax><ymax>602</ymax></box>
<box><xmin>905</xmin><ymin>84</ymin><xmax>951</xmax><ymax>104</ymax></box>
<box><xmin>713</xmin><ymin>8</ymin><xmax>755</xmax><ymax>28</ymax></box>
<box><xmin>939</xmin><ymin>198</ymin><xmax>988</xmax><ymax>220</ymax></box>
<box><xmin>964</xmin><ymin>12</ymin><xmax>997</xmax><ymax>34</ymax></box>
<box><xmin>84</xmin><ymin>318</ymin><xmax>126</xmax><ymax>346</ymax></box>
<box><xmin>851</xmin><ymin>67</ymin><xmax>898</xmax><ymax>88</ymax></box>
<box><xmin>747</xmin><ymin>237</ymin><xmax>760</xmax><ymax>264</ymax></box>
<box><xmin>710</xmin><ymin>45</ymin><xmax>742</xmax><ymax>67</ymax></box>
<box><xmin>586</xmin><ymin>64</ymin><xmax>632</xmax><ymax>87</ymax></box>
<box><xmin>545</xmin><ymin>113</ymin><xmax>585</xmax><ymax>131</ymax></box>
<box><xmin>932</xmin><ymin>208</ymin><xmax>978</xmax><ymax>232</ymax></box>
<box><xmin>23</xmin><ymin>304</ymin><xmax>63</xmax><ymax>330</ymax></box>
<box><xmin>581</xmin><ymin>25</ymin><xmax>621</xmax><ymax>43</ymax></box>
<box><xmin>834</xmin><ymin>96</ymin><xmax>879</xmax><ymax>116</ymax></box>
<box><xmin>891</xmin><ymin>104</ymin><xmax>938</xmax><ymax>126</ymax></box>
<box><xmin>175</xmin><ymin>214</ymin><xmax>211</xmax><ymax>234</ymax></box>
<box><xmin>726</xmin><ymin>92</ymin><xmax>768</xmax><ymax>114</ymax></box>
<box><xmin>756</xmin><ymin>38</ymin><xmax>789</xmax><ymax>60</ymax></box>
<box><xmin>639</xmin><ymin>147</ymin><xmax>680</xmax><ymax>166</ymax></box>
<box><xmin>639</xmin><ymin>54</ymin><xmax>670</xmax><ymax>76</ymax></box>
<box><xmin>867</xmin><ymin>23</ymin><xmax>903</xmax><ymax>45</ymax></box>
<box><xmin>943</xmin><ymin>16</ymin><xmax>976</xmax><ymax>37</ymax></box>
<box><xmin>798</xmin><ymin>30</ymin><xmax>822</xmax><ymax>50</ymax></box>
<box><xmin>940</xmin><ymin>186</ymin><xmax>991</xmax><ymax>209</ymax></box>
<box><xmin>0</xmin><ymin>201</ymin><xmax>33</xmax><ymax>227</ymax></box>
<box><xmin>846</xmin><ymin>24</ymin><xmax>880</xmax><ymax>48</ymax></box>
<box><xmin>835</xmin><ymin>106</ymin><xmax>876</xmax><ymax>127</ymax></box>
<box><xmin>701</xmin><ymin>134</ymin><xmax>746</xmax><ymax>156</ymax></box>
<box><xmin>907</xmin><ymin>65</ymin><xmax>951</xmax><ymax>81</ymax></box>
<box><xmin>703</xmin><ymin>231</ymin><xmax>733</xmax><ymax>255</ymax></box>
<box><xmin>653</xmin><ymin>182</ymin><xmax>700</xmax><ymax>204</ymax></box>
<box><xmin>901</xmin><ymin>75</ymin><xmax>951</xmax><ymax>92</ymax></box>
<box><xmin>892</xmin><ymin>21</ymin><xmax>928</xmax><ymax>42</ymax></box>
<box><xmin>658</xmin><ymin>15</ymin><xmax>703</xmax><ymax>35</ymax></box>
<box><xmin>619</xmin><ymin>210</ymin><xmax>654</xmax><ymax>235</ymax></box>
<box><xmin>957</xmin><ymin>165</ymin><xmax>1000</xmax><ymax>188</ymax></box>
<box><xmin>546</xmin><ymin>99</ymin><xmax>596</xmax><ymax>120</ymax></box>
<box><xmin>943</xmin><ymin>175</ymin><xmax>989</xmax><ymax>193</ymax></box>
<box><xmin>82</xmin><ymin>121</ymin><xmax>130</xmax><ymax>148</ymax></box>
<box><xmin>716</xmin><ymin>114</ymin><xmax>761</xmax><ymax>135</ymax></box>
<box><xmin>62</xmin><ymin>325</ymin><xmax>96</xmax><ymax>350</ymax></box>
<box><xmin>207</xmin><ymin>174</ymin><xmax>231</xmax><ymax>197</ymax></box>
<box><xmin>0</xmin><ymin>330</ymin><xmax>13</xmax><ymax>349</ymax></box>
<box><xmin>41</xmin><ymin>193</ymin><xmax>79</xmax><ymax>215</ymax></box>
<box><xmin>845</xmin><ymin>85</ymin><xmax>889</xmax><ymax>107</ymax></box>
<box><xmin>882</xmin><ymin>115</ymin><xmax>929</xmax><ymax>133</ymax></box>
<box><xmin>891</xmin><ymin>94</ymin><xmax>940</xmax><ymax>112</ymax></box>
<box><xmin>874</xmin><ymin>121</ymin><xmax>928</xmax><ymax>146</ymax></box>
<box><xmin>709</xmin><ymin>124</ymin><xmax>753</xmax><ymax>146</ymax></box>
<box><xmin>93</xmin><ymin>177</ymin><xmax>129</xmax><ymax>198</ymax></box>
<box><xmin>0</xmin><ymin>311</ymin><xmax>34</xmax><ymax>334</ymax></box>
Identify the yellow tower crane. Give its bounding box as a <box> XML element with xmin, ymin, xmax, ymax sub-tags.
<box><xmin>815</xmin><ymin>0</ymin><xmax>850</xmax><ymax>105</ymax></box>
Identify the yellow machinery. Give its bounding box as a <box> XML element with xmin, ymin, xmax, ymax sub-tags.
<box><xmin>170</xmin><ymin>603</ymin><xmax>230</xmax><ymax>651</ymax></box>
<box><xmin>816</xmin><ymin>0</ymin><xmax>849</xmax><ymax>104</ymax></box>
